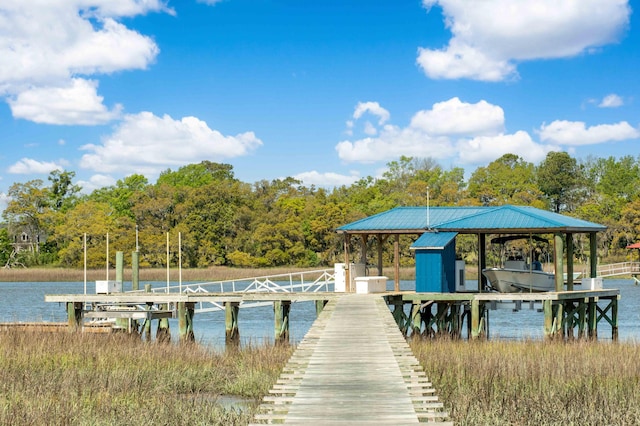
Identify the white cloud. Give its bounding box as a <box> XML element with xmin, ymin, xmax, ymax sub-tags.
<box><xmin>77</xmin><ymin>174</ymin><xmax>117</xmax><ymax>194</ymax></box>
<box><xmin>338</xmin><ymin>97</ymin><xmax>506</xmax><ymax>163</ymax></box>
<box><xmin>0</xmin><ymin>1</ymin><xmax>166</xmax><ymax>124</ymax></box>
<box><xmin>337</xmin><ymin>97</ymin><xmax>590</xmax><ymax>167</ymax></box>
<box><xmin>293</xmin><ymin>171</ymin><xmax>361</xmax><ymax>187</ymax></box>
<box><xmin>80</xmin><ymin>112</ymin><xmax>263</xmax><ymax>175</ymax></box>
<box><xmin>410</xmin><ymin>97</ymin><xmax>504</xmax><ymax>136</ymax></box>
<box><xmin>418</xmin><ymin>0</ymin><xmax>631</xmax><ymax>81</ymax></box>
<box><xmin>599</xmin><ymin>94</ymin><xmax>624</xmax><ymax>108</ymax></box>
<box><xmin>539</xmin><ymin>120</ymin><xmax>640</xmax><ymax>145</ymax></box>
<box><xmin>336</xmin><ymin>125</ymin><xmax>455</xmax><ymax>163</ymax></box>
<box><xmin>457</xmin><ymin>131</ymin><xmax>556</xmax><ymax>165</ymax></box>
<box><xmin>8</xmin><ymin>79</ymin><xmax>122</xmax><ymax>125</ymax></box>
<box><xmin>363</xmin><ymin>122</ymin><xmax>377</xmax><ymax>136</ymax></box>
<box><xmin>353</xmin><ymin>102</ymin><xmax>390</xmax><ymax>125</ymax></box>
<box><xmin>8</xmin><ymin>158</ymin><xmax>64</xmax><ymax>174</ymax></box>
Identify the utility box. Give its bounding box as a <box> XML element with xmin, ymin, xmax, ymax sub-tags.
<box><xmin>354</xmin><ymin>276</ymin><xmax>387</xmax><ymax>294</ymax></box>
<box><xmin>334</xmin><ymin>263</ymin><xmax>346</xmax><ymax>292</ymax></box>
<box><xmin>348</xmin><ymin>262</ymin><xmax>367</xmax><ymax>292</ymax></box>
<box><xmin>581</xmin><ymin>277</ymin><xmax>603</xmax><ymax>290</ymax></box>
<box><xmin>454</xmin><ymin>260</ymin><xmax>466</xmax><ymax>292</ymax></box>
<box><xmin>96</xmin><ymin>280</ymin><xmax>122</xmax><ymax>294</ymax></box>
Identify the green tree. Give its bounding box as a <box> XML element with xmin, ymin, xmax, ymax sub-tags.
<box><xmin>537</xmin><ymin>151</ymin><xmax>581</xmax><ymax>213</ymax></box>
<box><xmin>89</xmin><ymin>174</ymin><xmax>149</xmax><ymax>219</ymax></box>
<box><xmin>48</xmin><ymin>170</ymin><xmax>81</xmax><ymax>212</ymax></box>
<box><xmin>467</xmin><ymin>154</ymin><xmax>543</xmax><ymax>207</ymax></box>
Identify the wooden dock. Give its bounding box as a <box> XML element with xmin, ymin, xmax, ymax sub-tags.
<box><xmin>251</xmin><ymin>294</ymin><xmax>451</xmax><ymax>425</ymax></box>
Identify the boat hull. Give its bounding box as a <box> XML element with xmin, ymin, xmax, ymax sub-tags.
<box><xmin>482</xmin><ymin>268</ymin><xmax>556</xmax><ymax>293</ymax></box>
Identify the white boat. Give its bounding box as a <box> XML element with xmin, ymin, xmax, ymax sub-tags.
<box><xmin>482</xmin><ymin>259</ymin><xmax>556</xmax><ymax>293</ymax></box>
<box><xmin>482</xmin><ymin>235</ymin><xmax>556</xmax><ymax>293</ymax></box>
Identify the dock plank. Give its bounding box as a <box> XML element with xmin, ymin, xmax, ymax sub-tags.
<box><xmin>251</xmin><ymin>294</ymin><xmax>450</xmax><ymax>425</ymax></box>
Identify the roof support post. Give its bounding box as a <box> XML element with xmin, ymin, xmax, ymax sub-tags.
<box><xmin>554</xmin><ymin>233</ymin><xmax>564</xmax><ymax>292</ymax></box>
<box><xmin>566</xmin><ymin>233</ymin><xmax>574</xmax><ymax>291</ymax></box>
<box><xmin>359</xmin><ymin>234</ymin><xmax>368</xmax><ymax>265</ymax></box>
<box><xmin>478</xmin><ymin>233</ymin><xmax>486</xmax><ymax>292</ymax></box>
<box><xmin>589</xmin><ymin>232</ymin><xmax>598</xmax><ymax>278</ymax></box>
<box><xmin>394</xmin><ymin>235</ymin><xmax>400</xmax><ymax>292</ymax></box>
<box><xmin>376</xmin><ymin>234</ymin><xmax>387</xmax><ymax>276</ymax></box>
<box><xmin>343</xmin><ymin>234</ymin><xmax>351</xmax><ymax>292</ymax></box>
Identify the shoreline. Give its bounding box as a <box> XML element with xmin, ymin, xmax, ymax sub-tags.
<box><xmin>0</xmin><ymin>266</ymin><xmax>421</xmax><ymax>282</ymax></box>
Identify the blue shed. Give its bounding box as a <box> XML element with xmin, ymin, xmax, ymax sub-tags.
<box><xmin>411</xmin><ymin>232</ymin><xmax>458</xmax><ymax>293</ymax></box>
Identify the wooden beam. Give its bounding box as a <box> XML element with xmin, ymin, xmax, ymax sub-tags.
<box><xmin>394</xmin><ymin>235</ymin><xmax>400</xmax><ymax>292</ymax></box>
<box><xmin>566</xmin><ymin>233</ymin><xmax>574</xmax><ymax>291</ymax></box>
<box><xmin>554</xmin><ymin>233</ymin><xmax>564</xmax><ymax>292</ymax></box>
<box><xmin>589</xmin><ymin>232</ymin><xmax>598</xmax><ymax>278</ymax></box>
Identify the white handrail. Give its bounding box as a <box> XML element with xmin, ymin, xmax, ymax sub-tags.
<box><xmin>126</xmin><ymin>268</ymin><xmax>335</xmax><ymax>313</ymax></box>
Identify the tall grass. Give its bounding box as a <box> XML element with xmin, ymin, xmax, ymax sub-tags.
<box><xmin>0</xmin><ymin>330</ymin><xmax>292</xmax><ymax>425</ymax></box>
<box><xmin>0</xmin><ymin>266</ymin><xmax>419</xmax><ymax>283</ymax></box>
<box><xmin>412</xmin><ymin>339</ymin><xmax>640</xmax><ymax>425</ymax></box>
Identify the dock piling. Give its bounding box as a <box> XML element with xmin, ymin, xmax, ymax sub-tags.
<box><xmin>225</xmin><ymin>301</ymin><xmax>240</xmax><ymax>346</ymax></box>
<box><xmin>274</xmin><ymin>300</ymin><xmax>291</xmax><ymax>345</ymax></box>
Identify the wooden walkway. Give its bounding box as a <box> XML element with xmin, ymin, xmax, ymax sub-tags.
<box><xmin>252</xmin><ymin>294</ymin><xmax>452</xmax><ymax>425</ymax></box>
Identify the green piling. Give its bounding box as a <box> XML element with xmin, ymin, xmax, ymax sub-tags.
<box><xmin>178</xmin><ymin>302</ymin><xmax>195</xmax><ymax>342</ymax></box>
<box><xmin>132</xmin><ymin>251</ymin><xmax>139</xmax><ymax>291</ymax></box>
<box><xmin>67</xmin><ymin>302</ymin><xmax>82</xmax><ymax>330</ymax></box>
<box><xmin>274</xmin><ymin>300</ymin><xmax>291</xmax><ymax>345</ymax></box>
<box><xmin>410</xmin><ymin>302</ymin><xmax>422</xmax><ymax>338</ymax></box>
<box><xmin>225</xmin><ymin>302</ymin><xmax>240</xmax><ymax>347</ymax></box>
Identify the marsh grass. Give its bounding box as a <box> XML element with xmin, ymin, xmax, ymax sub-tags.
<box><xmin>0</xmin><ymin>266</ymin><xmax>327</xmax><ymax>283</ymax></box>
<box><xmin>0</xmin><ymin>330</ymin><xmax>292</xmax><ymax>425</ymax></box>
<box><xmin>412</xmin><ymin>339</ymin><xmax>640</xmax><ymax>425</ymax></box>
<box><xmin>0</xmin><ymin>266</ymin><xmax>419</xmax><ymax>283</ymax></box>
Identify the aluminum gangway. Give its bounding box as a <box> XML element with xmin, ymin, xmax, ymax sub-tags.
<box><xmin>596</xmin><ymin>261</ymin><xmax>640</xmax><ymax>279</ymax></box>
<box><xmin>127</xmin><ymin>268</ymin><xmax>336</xmax><ymax>313</ymax></box>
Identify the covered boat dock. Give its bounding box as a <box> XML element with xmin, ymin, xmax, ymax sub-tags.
<box><xmin>337</xmin><ymin>205</ymin><xmax>619</xmax><ymax>340</ymax></box>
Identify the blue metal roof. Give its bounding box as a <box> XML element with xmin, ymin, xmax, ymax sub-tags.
<box><xmin>410</xmin><ymin>232</ymin><xmax>458</xmax><ymax>250</ymax></box>
<box><xmin>337</xmin><ymin>205</ymin><xmax>606</xmax><ymax>233</ymax></box>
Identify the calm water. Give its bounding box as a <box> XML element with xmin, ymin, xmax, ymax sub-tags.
<box><xmin>1</xmin><ymin>279</ymin><xmax>638</xmax><ymax>348</ymax></box>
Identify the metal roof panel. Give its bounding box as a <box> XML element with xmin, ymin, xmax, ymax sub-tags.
<box><xmin>410</xmin><ymin>232</ymin><xmax>458</xmax><ymax>250</ymax></box>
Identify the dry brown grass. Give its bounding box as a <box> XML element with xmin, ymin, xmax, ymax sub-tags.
<box><xmin>0</xmin><ymin>265</ymin><xmax>419</xmax><ymax>282</ymax></box>
<box><xmin>0</xmin><ymin>266</ymin><xmax>327</xmax><ymax>282</ymax></box>
<box><xmin>0</xmin><ymin>329</ymin><xmax>292</xmax><ymax>425</ymax></box>
<box><xmin>412</xmin><ymin>339</ymin><xmax>640</xmax><ymax>425</ymax></box>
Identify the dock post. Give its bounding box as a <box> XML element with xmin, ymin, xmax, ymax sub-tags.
<box><xmin>554</xmin><ymin>303</ymin><xmax>563</xmax><ymax>339</ymax></box>
<box><xmin>470</xmin><ymin>299</ymin><xmax>481</xmax><ymax>339</ymax></box>
<box><xmin>114</xmin><ymin>251</ymin><xmax>129</xmax><ymax>332</ymax></box>
<box><xmin>389</xmin><ymin>296</ymin><xmax>408</xmax><ymax>335</ymax></box>
<box><xmin>543</xmin><ymin>300</ymin><xmax>552</xmax><ymax>338</ymax></box>
<box><xmin>451</xmin><ymin>303</ymin><xmax>461</xmax><ymax>338</ymax></box>
<box><xmin>410</xmin><ymin>301</ymin><xmax>422</xmax><ymax>338</ymax></box>
<box><xmin>611</xmin><ymin>297</ymin><xmax>619</xmax><ymax>341</ymax></box>
<box><xmin>577</xmin><ymin>299</ymin><xmax>587</xmax><ymax>339</ymax></box>
<box><xmin>132</xmin><ymin>251</ymin><xmax>140</xmax><ymax>291</ymax></box>
<box><xmin>274</xmin><ymin>300</ymin><xmax>291</xmax><ymax>345</ymax></box>
<box><xmin>588</xmin><ymin>297</ymin><xmax>597</xmax><ymax>339</ymax></box>
<box><xmin>178</xmin><ymin>302</ymin><xmax>195</xmax><ymax>342</ymax></box>
<box><xmin>66</xmin><ymin>302</ymin><xmax>82</xmax><ymax>330</ymax></box>
<box><xmin>156</xmin><ymin>304</ymin><xmax>171</xmax><ymax>343</ymax></box>
<box><xmin>143</xmin><ymin>284</ymin><xmax>152</xmax><ymax>341</ymax></box>
<box><xmin>225</xmin><ymin>301</ymin><xmax>240</xmax><ymax>347</ymax></box>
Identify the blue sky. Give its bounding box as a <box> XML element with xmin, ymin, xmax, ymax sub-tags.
<box><xmin>1</xmin><ymin>0</ymin><xmax>638</xmax><ymax>207</ymax></box>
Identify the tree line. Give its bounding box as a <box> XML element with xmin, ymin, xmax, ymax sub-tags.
<box><xmin>2</xmin><ymin>152</ymin><xmax>639</xmax><ymax>269</ymax></box>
